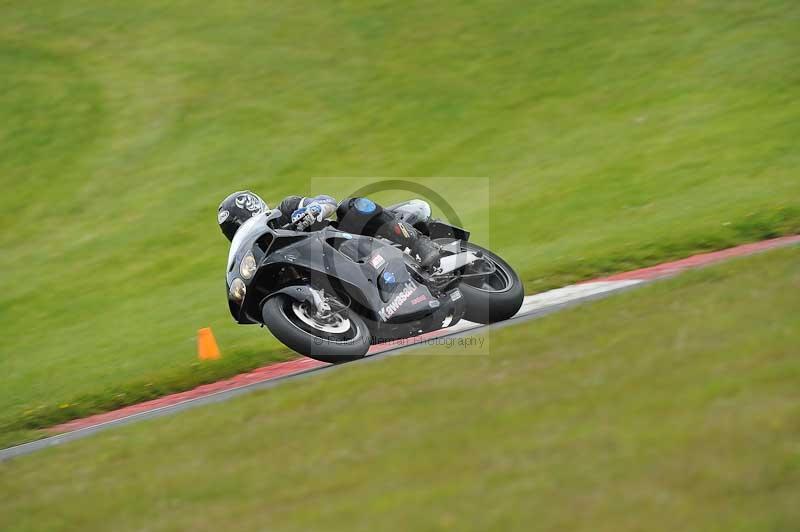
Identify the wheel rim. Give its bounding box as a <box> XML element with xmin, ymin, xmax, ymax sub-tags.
<box><xmin>291</xmin><ymin>302</ymin><xmax>352</xmax><ymax>334</ymax></box>
<box><xmin>459</xmin><ymin>245</ymin><xmax>514</xmax><ymax>293</ymax></box>
<box><xmin>276</xmin><ymin>298</ymin><xmax>360</xmax><ymax>344</ymax></box>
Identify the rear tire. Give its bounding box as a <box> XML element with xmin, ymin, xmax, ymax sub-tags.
<box><xmin>441</xmin><ymin>241</ymin><xmax>524</xmax><ymax>324</ymax></box>
<box><xmin>262</xmin><ymin>294</ymin><xmax>371</xmax><ymax>363</ymax></box>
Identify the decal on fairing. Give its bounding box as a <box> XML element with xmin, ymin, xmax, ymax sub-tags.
<box><xmin>370</xmin><ymin>254</ymin><xmax>387</xmax><ymax>270</ymax></box>
<box><xmin>449</xmin><ymin>289</ymin><xmax>462</xmax><ymax>301</ymax></box>
<box><xmin>218</xmin><ymin>210</ymin><xmax>230</xmax><ymax>224</ymax></box>
<box><xmin>411</xmin><ymin>294</ymin><xmax>427</xmax><ymax>305</ymax></box>
<box><xmin>382</xmin><ymin>271</ymin><xmax>396</xmax><ymax>284</ymax></box>
<box><xmin>378</xmin><ymin>280</ymin><xmax>418</xmax><ymax>321</ymax></box>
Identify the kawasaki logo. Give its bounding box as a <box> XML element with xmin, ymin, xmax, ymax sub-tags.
<box><xmin>378</xmin><ymin>281</ymin><xmax>418</xmax><ymax>321</ymax></box>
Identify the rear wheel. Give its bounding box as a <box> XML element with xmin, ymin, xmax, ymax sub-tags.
<box><xmin>438</xmin><ymin>240</ymin><xmax>524</xmax><ymax>324</ymax></box>
<box><xmin>262</xmin><ymin>293</ymin><xmax>371</xmax><ymax>363</ymax></box>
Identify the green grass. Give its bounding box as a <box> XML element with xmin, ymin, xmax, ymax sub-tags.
<box><xmin>1</xmin><ymin>246</ymin><xmax>798</xmax><ymax>531</ymax></box>
<box><xmin>2</xmin><ymin>0</ymin><xmax>800</xmax><ymax>443</ymax></box>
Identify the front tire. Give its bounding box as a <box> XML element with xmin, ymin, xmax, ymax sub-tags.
<box><xmin>444</xmin><ymin>241</ymin><xmax>525</xmax><ymax>324</ymax></box>
<box><xmin>262</xmin><ymin>294</ymin><xmax>371</xmax><ymax>363</ymax></box>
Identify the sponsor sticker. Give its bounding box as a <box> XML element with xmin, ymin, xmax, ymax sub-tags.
<box><xmin>382</xmin><ymin>271</ymin><xmax>396</xmax><ymax>284</ymax></box>
<box><xmin>370</xmin><ymin>254</ymin><xmax>386</xmax><ymax>270</ymax></box>
<box><xmin>411</xmin><ymin>294</ymin><xmax>427</xmax><ymax>305</ymax></box>
<box><xmin>218</xmin><ymin>210</ymin><xmax>230</xmax><ymax>224</ymax></box>
<box><xmin>449</xmin><ymin>289</ymin><xmax>462</xmax><ymax>301</ymax></box>
<box><xmin>378</xmin><ymin>280</ymin><xmax>417</xmax><ymax>321</ymax></box>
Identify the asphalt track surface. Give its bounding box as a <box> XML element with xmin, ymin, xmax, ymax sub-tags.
<box><xmin>2</xmin><ymin>235</ymin><xmax>798</xmax><ymax>462</ymax></box>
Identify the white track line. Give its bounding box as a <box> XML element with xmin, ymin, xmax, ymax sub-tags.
<box><xmin>402</xmin><ymin>281</ymin><xmax>643</xmax><ymax>338</ymax></box>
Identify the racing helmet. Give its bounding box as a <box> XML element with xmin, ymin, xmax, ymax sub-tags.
<box><xmin>218</xmin><ymin>190</ymin><xmax>268</xmax><ymax>241</ymax></box>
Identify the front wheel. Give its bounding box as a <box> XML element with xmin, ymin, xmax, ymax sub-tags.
<box><xmin>440</xmin><ymin>241</ymin><xmax>525</xmax><ymax>324</ymax></box>
<box><xmin>262</xmin><ymin>294</ymin><xmax>371</xmax><ymax>363</ymax></box>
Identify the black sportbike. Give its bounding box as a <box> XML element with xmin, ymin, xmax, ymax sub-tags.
<box><xmin>226</xmin><ymin>208</ymin><xmax>524</xmax><ymax>362</ymax></box>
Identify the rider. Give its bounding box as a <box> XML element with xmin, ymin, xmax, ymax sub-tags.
<box><xmin>217</xmin><ymin>191</ymin><xmax>442</xmax><ymax>269</ymax></box>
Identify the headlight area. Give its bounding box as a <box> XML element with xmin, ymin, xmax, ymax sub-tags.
<box><xmin>240</xmin><ymin>251</ymin><xmax>257</xmax><ymax>280</ymax></box>
<box><xmin>229</xmin><ymin>278</ymin><xmax>246</xmax><ymax>302</ymax></box>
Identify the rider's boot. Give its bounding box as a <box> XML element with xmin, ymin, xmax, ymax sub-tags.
<box><xmin>411</xmin><ymin>235</ymin><xmax>442</xmax><ymax>270</ymax></box>
<box><xmin>387</xmin><ymin>220</ymin><xmax>441</xmax><ymax>270</ymax></box>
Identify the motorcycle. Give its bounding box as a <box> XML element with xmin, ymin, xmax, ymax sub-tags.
<box><xmin>225</xmin><ymin>206</ymin><xmax>524</xmax><ymax>363</ymax></box>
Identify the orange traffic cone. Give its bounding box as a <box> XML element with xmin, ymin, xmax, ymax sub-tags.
<box><xmin>197</xmin><ymin>327</ymin><xmax>221</xmax><ymax>360</ymax></box>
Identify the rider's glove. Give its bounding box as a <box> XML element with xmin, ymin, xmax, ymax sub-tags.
<box><xmin>291</xmin><ymin>198</ymin><xmax>336</xmax><ymax>229</ymax></box>
<box><xmin>291</xmin><ymin>206</ymin><xmax>316</xmax><ymax>229</ymax></box>
<box><xmin>307</xmin><ymin>197</ymin><xmax>337</xmax><ymax>222</ymax></box>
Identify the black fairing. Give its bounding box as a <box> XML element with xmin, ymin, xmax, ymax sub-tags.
<box><xmin>226</xmin><ymin>211</ymin><xmax>467</xmax><ymax>341</ymax></box>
